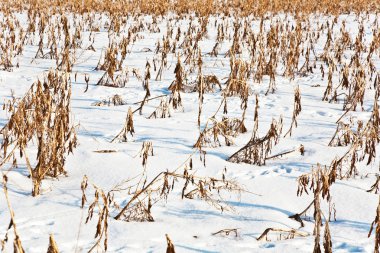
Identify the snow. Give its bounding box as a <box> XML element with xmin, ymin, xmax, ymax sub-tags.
<box><xmin>0</xmin><ymin>12</ymin><xmax>379</xmax><ymax>252</ymax></box>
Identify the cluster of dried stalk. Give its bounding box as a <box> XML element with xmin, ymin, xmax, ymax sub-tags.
<box><xmin>80</xmin><ymin>160</ymin><xmax>243</xmax><ymax>251</ymax></box>
<box><xmin>1</xmin><ymin>0</ymin><xmax>379</xmax><ymax>16</ymax></box>
<box><xmin>0</xmin><ymin>70</ymin><xmax>77</xmax><ymax>196</ymax></box>
<box><xmin>92</xmin><ymin>94</ymin><xmax>126</xmax><ymax>107</ymax></box>
<box><xmin>294</xmin><ymin>165</ymin><xmax>336</xmax><ymax>253</ymax></box>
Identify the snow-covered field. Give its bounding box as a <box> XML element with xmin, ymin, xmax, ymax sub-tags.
<box><xmin>0</xmin><ymin>10</ymin><xmax>379</xmax><ymax>253</ymax></box>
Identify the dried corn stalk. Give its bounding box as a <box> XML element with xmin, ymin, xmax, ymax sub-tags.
<box><xmin>139</xmin><ymin>141</ymin><xmax>154</xmax><ymax>167</ymax></box>
<box><xmin>166</xmin><ymin>234</ymin><xmax>175</xmax><ymax>253</ymax></box>
<box><xmin>284</xmin><ymin>85</ymin><xmax>302</xmax><ymax>137</ymax></box>
<box><xmin>194</xmin><ymin>117</ymin><xmax>246</xmax><ymax>148</ymax></box>
<box><xmin>2</xmin><ymin>175</ymin><xmax>25</xmax><ymax>253</ymax></box>
<box><xmin>1</xmin><ymin>70</ymin><xmax>77</xmax><ymax>196</ymax></box>
<box><xmin>84</xmin><ymin>185</ymin><xmax>113</xmax><ymax>252</ymax></box>
<box><xmin>369</xmin><ymin>196</ymin><xmax>380</xmax><ymax>253</ymax></box>
<box><xmin>228</xmin><ymin>117</ymin><xmax>283</xmax><ymax>166</ymax></box>
<box><xmin>257</xmin><ymin>228</ymin><xmax>309</xmax><ymax>242</ymax></box>
<box><xmin>223</xmin><ymin>56</ymin><xmax>252</xmax><ymax>108</ymax></box>
<box><xmin>109</xmin><ymin>163</ymin><xmax>243</xmax><ymax>221</ymax></box>
<box><xmin>148</xmin><ymin>98</ymin><xmax>171</xmax><ymax>119</ymax></box>
<box><xmin>92</xmin><ymin>94</ymin><xmax>126</xmax><ymax>107</ymax></box>
<box><xmin>296</xmin><ymin>165</ymin><xmax>334</xmax><ymax>253</ymax></box>
<box><xmin>47</xmin><ymin>234</ymin><xmax>59</xmax><ymax>253</ymax></box>
<box><xmin>111</xmin><ymin>107</ymin><xmax>135</xmax><ymax>143</ymax></box>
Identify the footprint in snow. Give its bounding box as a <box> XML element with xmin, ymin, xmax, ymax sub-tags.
<box><xmin>316</xmin><ymin>110</ymin><xmax>335</xmax><ymax>117</ymax></box>
<box><xmin>260</xmin><ymin>167</ymin><xmax>292</xmax><ymax>177</ymax></box>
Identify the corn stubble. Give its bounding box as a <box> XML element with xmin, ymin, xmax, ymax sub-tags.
<box><xmin>369</xmin><ymin>197</ymin><xmax>380</xmax><ymax>253</ymax></box>
<box><xmin>81</xmin><ymin>160</ymin><xmax>243</xmax><ymax>251</ymax></box>
<box><xmin>295</xmin><ymin>165</ymin><xmax>335</xmax><ymax>253</ymax></box>
<box><xmin>111</xmin><ymin>107</ymin><xmax>135</xmax><ymax>143</ymax></box>
<box><xmin>47</xmin><ymin>234</ymin><xmax>59</xmax><ymax>253</ymax></box>
<box><xmin>166</xmin><ymin>234</ymin><xmax>175</xmax><ymax>253</ymax></box>
<box><xmin>1</xmin><ymin>70</ymin><xmax>77</xmax><ymax>196</ymax></box>
<box><xmin>0</xmin><ymin>0</ymin><xmax>380</xmax><ymax>252</ymax></box>
<box><xmin>1</xmin><ymin>175</ymin><xmax>25</xmax><ymax>253</ymax></box>
<box><xmin>228</xmin><ymin>95</ymin><xmax>283</xmax><ymax>166</ymax></box>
